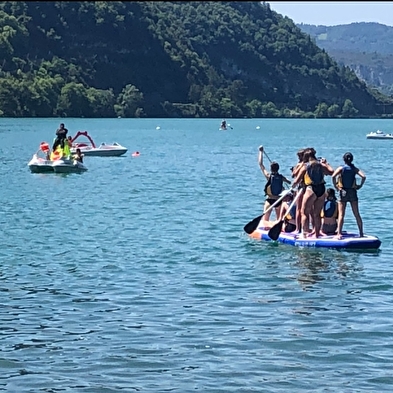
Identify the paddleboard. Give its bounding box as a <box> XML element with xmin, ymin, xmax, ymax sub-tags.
<box><xmin>249</xmin><ymin>227</ymin><xmax>381</xmax><ymax>250</ymax></box>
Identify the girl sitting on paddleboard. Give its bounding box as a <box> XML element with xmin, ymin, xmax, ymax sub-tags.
<box><xmin>279</xmin><ymin>191</ymin><xmax>297</xmax><ymax>233</ymax></box>
<box><xmin>321</xmin><ymin>188</ymin><xmax>338</xmax><ymax>235</ymax></box>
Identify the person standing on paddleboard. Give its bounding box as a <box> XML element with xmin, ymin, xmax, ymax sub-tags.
<box><xmin>332</xmin><ymin>152</ymin><xmax>366</xmax><ymax>239</ymax></box>
<box><xmin>258</xmin><ymin>146</ymin><xmax>291</xmax><ymax>221</ymax></box>
<box><xmin>292</xmin><ymin>148</ymin><xmax>334</xmax><ymax>239</ymax></box>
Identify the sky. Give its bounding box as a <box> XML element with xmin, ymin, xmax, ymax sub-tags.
<box><xmin>268</xmin><ymin>2</ymin><xmax>393</xmax><ymax>27</ymax></box>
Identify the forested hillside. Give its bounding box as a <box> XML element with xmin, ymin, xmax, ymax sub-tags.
<box><xmin>0</xmin><ymin>1</ymin><xmax>392</xmax><ymax>118</ymax></box>
<box><xmin>299</xmin><ymin>22</ymin><xmax>393</xmax><ymax>96</ymax></box>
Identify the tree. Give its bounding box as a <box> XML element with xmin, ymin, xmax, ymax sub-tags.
<box><xmin>341</xmin><ymin>99</ymin><xmax>359</xmax><ymax>118</ymax></box>
<box><xmin>56</xmin><ymin>82</ymin><xmax>90</xmax><ymax>117</ymax></box>
<box><xmin>114</xmin><ymin>84</ymin><xmax>144</xmax><ymax>118</ymax></box>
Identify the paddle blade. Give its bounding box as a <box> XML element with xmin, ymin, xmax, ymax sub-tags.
<box><xmin>243</xmin><ymin>214</ymin><xmax>263</xmax><ymax>234</ymax></box>
<box><xmin>268</xmin><ymin>220</ymin><xmax>284</xmax><ymax>241</ymax></box>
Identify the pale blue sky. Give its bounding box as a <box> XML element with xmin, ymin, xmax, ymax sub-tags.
<box><xmin>268</xmin><ymin>1</ymin><xmax>393</xmax><ymax>27</ymax></box>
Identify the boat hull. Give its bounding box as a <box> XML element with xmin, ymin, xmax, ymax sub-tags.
<box><xmin>71</xmin><ymin>147</ymin><xmax>127</xmax><ymax>157</ymax></box>
<box><xmin>28</xmin><ymin>163</ymin><xmax>54</xmax><ymax>173</ymax></box>
<box><xmin>28</xmin><ymin>156</ymin><xmax>55</xmax><ymax>173</ymax></box>
<box><xmin>366</xmin><ymin>136</ymin><xmax>393</xmax><ymax>139</ymax></box>
<box><xmin>250</xmin><ymin>228</ymin><xmax>381</xmax><ymax>250</ymax></box>
<box><xmin>52</xmin><ymin>159</ymin><xmax>88</xmax><ymax>173</ymax></box>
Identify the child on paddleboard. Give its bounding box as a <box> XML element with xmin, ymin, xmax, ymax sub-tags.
<box><xmin>321</xmin><ymin>188</ymin><xmax>338</xmax><ymax>235</ymax></box>
<box><xmin>258</xmin><ymin>146</ymin><xmax>291</xmax><ymax>221</ymax></box>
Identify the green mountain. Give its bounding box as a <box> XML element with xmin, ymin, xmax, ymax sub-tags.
<box><xmin>0</xmin><ymin>1</ymin><xmax>391</xmax><ymax>118</ymax></box>
<box><xmin>298</xmin><ymin>22</ymin><xmax>393</xmax><ymax>96</ymax></box>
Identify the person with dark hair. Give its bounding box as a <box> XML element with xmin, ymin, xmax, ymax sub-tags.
<box><xmin>258</xmin><ymin>146</ymin><xmax>291</xmax><ymax>221</ymax></box>
<box><xmin>292</xmin><ymin>148</ymin><xmax>334</xmax><ymax>238</ymax></box>
<box><xmin>321</xmin><ymin>188</ymin><xmax>338</xmax><ymax>235</ymax></box>
<box><xmin>52</xmin><ymin>123</ymin><xmax>69</xmax><ymax>151</ymax></box>
<box><xmin>73</xmin><ymin>148</ymin><xmax>84</xmax><ymax>163</ymax></box>
<box><xmin>279</xmin><ymin>191</ymin><xmax>297</xmax><ymax>233</ymax></box>
<box><xmin>332</xmin><ymin>152</ymin><xmax>366</xmax><ymax>239</ymax></box>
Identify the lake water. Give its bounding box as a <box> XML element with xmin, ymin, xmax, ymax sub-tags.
<box><xmin>1</xmin><ymin>118</ymin><xmax>393</xmax><ymax>392</ymax></box>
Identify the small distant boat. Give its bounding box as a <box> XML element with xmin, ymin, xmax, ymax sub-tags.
<box><xmin>70</xmin><ymin>131</ymin><xmax>128</xmax><ymax>156</ymax></box>
<box><xmin>366</xmin><ymin>130</ymin><xmax>393</xmax><ymax>139</ymax></box>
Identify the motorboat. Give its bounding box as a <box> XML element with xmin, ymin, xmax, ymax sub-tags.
<box><xmin>52</xmin><ymin>158</ymin><xmax>88</xmax><ymax>174</ymax></box>
<box><xmin>28</xmin><ymin>153</ymin><xmax>54</xmax><ymax>173</ymax></box>
<box><xmin>28</xmin><ymin>142</ymin><xmax>54</xmax><ymax>173</ymax></box>
<box><xmin>70</xmin><ymin>131</ymin><xmax>128</xmax><ymax>156</ymax></box>
<box><xmin>366</xmin><ymin>130</ymin><xmax>393</xmax><ymax>139</ymax></box>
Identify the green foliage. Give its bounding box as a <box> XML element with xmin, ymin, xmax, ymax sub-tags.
<box><xmin>0</xmin><ymin>2</ymin><xmax>391</xmax><ymax>118</ymax></box>
<box><xmin>299</xmin><ymin>22</ymin><xmax>393</xmax><ymax>97</ymax></box>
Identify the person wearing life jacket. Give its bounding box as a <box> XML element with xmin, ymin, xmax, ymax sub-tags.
<box><xmin>292</xmin><ymin>148</ymin><xmax>334</xmax><ymax>238</ymax></box>
<box><xmin>221</xmin><ymin>119</ymin><xmax>227</xmax><ymax>130</ymax></box>
<box><xmin>332</xmin><ymin>152</ymin><xmax>366</xmax><ymax>239</ymax></box>
<box><xmin>258</xmin><ymin>146</ymin><xmax>291</xmax><ymax>221</ymax></box>
<box><xmin>279</xmin><ymin>191</ymin><xmax>297</xmax><ymax>233</ymax></box>
<box><xmin>50</xmin><ymin>146</ymin><xmax>63</xmax><ymax>161</ymax></box>
<box><xmin>73</xmin><ymin>148</ymin><xmax>84</xmax><ymax>164</ymax></box>
<box><xmin>321</xmin><ymin>188</ymin><xmax>338</xmax><ymax>235</ymax></box>
<box><xmin>52</xmin><ymin>123</ymin><xmax>69</xmax><ymax>151</ymax></box>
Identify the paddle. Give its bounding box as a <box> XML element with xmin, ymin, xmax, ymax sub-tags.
<box><xmin>267</xmin><ymin>188</ymin><xmax>304</xmax><ymax>241</ymax></box>
<box><xmin>243</xmin><ymin>188</ymin><xmax>293</xmax><ymax>234</ymax></box>
<box><xmin>259</xmin><ymin>145</ymin><xmax>290</xmax><ymax>190</ymax></box>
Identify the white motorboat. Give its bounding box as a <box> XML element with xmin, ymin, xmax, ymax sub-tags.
<box><xmin>28</xmin><ymin>142</ymin><xmax>54</xmax><ymax>173</ymax></box>
<box><xmin>28</xmin><ymin>153</ymin><xmax>54</xmax><ymax>173</ymax></box>
<box><xmin>52</xmin><ymin>158</ymin><xmax>88</xmax><ymax>174</ymax></box>
<box><xmin>366</xmin><ymin>130</ymin><xmax>393</xmax><ymax>139</ymax></box>
<box><xmin>70</xmin><ymin>131</ymin><xmax>128</xmax><ymax>157</ymax></box>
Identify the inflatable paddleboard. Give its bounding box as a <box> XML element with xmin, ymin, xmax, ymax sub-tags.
<box><xmin>249</xmin><ymin>227</ymin><xmax>381</xmax><ymax>250</ymax></box>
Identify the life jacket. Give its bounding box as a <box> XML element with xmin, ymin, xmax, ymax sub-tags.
<box><xmin>63</xmin><ymin>142</ymin><xmax>71</xmax><ymax>158</ymax></box>
<box><xmin>40</xmin><ymin>142</ymin><xmax>50</xmax><ymax>152</ymax></box>
<box><xmin>50</xmin><ymin>147</ymin><xmax>63</xmax><ymax>161</ymax></box>
<box><xmin>321</xmin><ymin>199</ymin><xmax>338</xmax><ymax>218</ymax></box>
<box><xmin>264</xmin><ymin>173</ymin><xmax>283</xmax><ymax>198</ymax></box>
<box><xmin>304</xmin><ymin>161</ymin><xmax>324</xmax><ymax>186</ymax></box>
<box><xmin>337</xmin><ymin>164</ymin><xmax>357</xmax><ymax>189</ymax></box>
<box><xmin>285</xmin><ymin>202</ymin><xmax>297</xmax><ymax>221</ymax></box>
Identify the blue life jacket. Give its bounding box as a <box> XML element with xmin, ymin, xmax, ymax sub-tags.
<box><xmin>341</xmin><ymin>164</ymin><xmax>357</xmax><ymax>189</ymax></box>
<box><xmin>305</xmin><ymin>162</ymin><xmax>324</xmax><ymax>185</ymax></box>
<box><xmin>323</xmin><ymin>200</ymin><xmax>337</xmax><ymax>218</ymax></box>
<box><xmin>264</xmin><ymin>173</ymin><xmax>283</xmax><ymax>197</ymax></box>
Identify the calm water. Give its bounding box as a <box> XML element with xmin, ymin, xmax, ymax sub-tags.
<box><xmin>1</xmin><ymin>118</ymin><xmax>393</xmax><ymax>392</ymax></box>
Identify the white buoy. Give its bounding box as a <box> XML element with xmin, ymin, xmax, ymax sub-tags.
<box><xmin>256</xmin><ymin>126</ymin><xmax>260</xmax><ymax>129</ymax></box>
<box><xmin>156</xmin><ymin>126</ymin><xmax>161</xmax><ymax>130</ymax></box>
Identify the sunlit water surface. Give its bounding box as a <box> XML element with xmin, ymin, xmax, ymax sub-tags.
<box><xmin>1</xmin><ymin>118</ymin><xmax>393</xmax><ymax>392</ymax></box>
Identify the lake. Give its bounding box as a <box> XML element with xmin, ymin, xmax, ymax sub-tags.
<box><xmin>1</xmin><ymin>117</ymin><xmax>393</xmax><ymax>392</ymax></box>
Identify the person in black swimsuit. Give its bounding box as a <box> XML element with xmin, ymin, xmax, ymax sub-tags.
<box><xmin>292</xmin><ymin>148</ymin><xmax>334</xmax><ymax>238</ymax></box>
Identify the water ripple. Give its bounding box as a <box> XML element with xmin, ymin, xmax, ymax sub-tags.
<box><xmin>1</xmin><ymin>118</ymin><xmax>393</xmax><ymax>392</ymax></box>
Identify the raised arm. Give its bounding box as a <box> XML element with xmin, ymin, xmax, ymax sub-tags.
<box><xmin>320</xmin><ymin>158</ymin><xmax>334</xmax><ymax>176</ymax></box>
<box><xmin>258</xmin><ymin>146</ymin><xmax>269</xmax><ymax>180</ymax></box>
